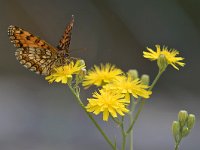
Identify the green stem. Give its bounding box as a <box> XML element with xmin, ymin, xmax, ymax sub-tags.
<box><xmin>129</xmin><ymin>97</ymin><xmax>137</xmax><ymax>150</ymax></box>
<box><xmin>126</xmin><ymin>70</ymin><xmax>164</xmax><ymax>134</ymax></box>
<box><xmin>111</xmin><ymin>116</ymin><xmax>121</xmax><ymax>125</ymax></box>
<box><xmin>149</xmin><ymin>70</ymin><xmax>164</xmax><ymax>91</ymax></box>
<box><xmin>174</xmin><ymin>139</ymin><xmax>181</xmax><ymax>150</ymax></box>
<box><xmin>175</xmin><ymin>143</ymin><xmax>179</xmax><ymax>150</ymax></box>
<box><xmin>120</xmin><ymin>117</ymin><xmax>126</xmax><ymax>150</ymax></box>
<box><xmin>126</xmin><ymin>98</ymin><xmax>144</xmax><ymax>134</ymax></box>
<box><xmin>68</xmin><ymin>84</ymin><xmax>116</xmax><ymax>150</ymax></box>
<box><xmin>174</xmin><ymin>137</ymin><xmax>182</xmax><ymax>150</ymax></box>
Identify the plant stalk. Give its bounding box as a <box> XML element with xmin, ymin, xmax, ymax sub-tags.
<box><xmin>129</xmin><ymin>97</ymin><xmax>137</xmax><ymax>150</ymax></box>
<box><xmin>68</xmin><ymin>84</ymin><xmax>116</xmax><ymax>150</ymax></box>
<box><xmin>120</xmin><ymin>117</ymin><xmax>126</xmax><ymax>150</ymax></box>
<box><xmin>126</xmin><ymin>70</ymin><xmax>164</xmax><ymax>134</ymax></box>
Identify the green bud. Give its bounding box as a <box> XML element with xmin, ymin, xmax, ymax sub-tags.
<box><xmin>78</xmin><ymin>59</ymin><xmax>86</xmax><ymax>66</ymax></box>
<box><xmin>187</xmin><ymin>114</ymin><xmax>195</xmax><ymax>130</ymax></box>
<box><xmin>127</xmin><ymin>69</ymin><xmax>138</xmax><ymax>79</ymax></box>
<box><xmin>141</xmin><ymin>74</ymin><xmax>150</xmax><ymax>85</ymax></box>
<box><xmin>79</xmin><ymin>68</ymin><xmax>87</xmax><ymax>78</ymax></box>
<box><xmin>157</xmin><ymin>54</ymin><xmax>168</xmax><ymax>72</ymax></box>
<box><xmin>76</xmin><ymin>68</ymin><xmax>87</xmax><ymax>84</ymax></box>
<box><xmin>182</xmin><ymin>127</ymin><xmax>190</xmax><ymax>137</ymax></box>
<box><xmin>178</xmin><ymin>110</ymin><xmax>188</xmax><ymax>127</ymax></box>
<box><xmin>172</xmin><ymin>121</ymin><xmax>180</xmax><ymax>142</ymax></box>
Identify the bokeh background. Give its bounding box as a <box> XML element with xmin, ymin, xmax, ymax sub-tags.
<box><xmin>0</xmin><ymin>0</ymin><xmax>199</xmax><ymax>149</ymax></box>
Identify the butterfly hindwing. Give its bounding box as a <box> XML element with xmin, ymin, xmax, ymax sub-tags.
<box><xmin>15</xmin><ymin>47</ymin><xmax>57</xmax><ymax>75</ymax></box>
<box><xmin>8</xmin><ymin>25</ymin><xmax>58</xmax><ymax>75</ymax></box>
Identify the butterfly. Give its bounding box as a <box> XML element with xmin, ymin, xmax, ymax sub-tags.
<box><xmin>8</xmin><ymin>16</ymin><xmax>74</xmax><ymax>75</ymax></box>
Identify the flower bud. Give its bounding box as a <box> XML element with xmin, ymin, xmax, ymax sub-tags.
<box><xmin>182</xmin><ymin>127</ymin><xmax>190</xmax><ymax>137</ymax></box>
<box><xmin>78</xmin><ymin>59</ymin><xmax>86</xmax><ymax>66</ymax></box>
<box><xmin>79</xmin><ymin>68</ymin><xmax>87</xmax><ymax>78</ymax></box>
<box><xmin>141</xmin><ymin>74</ymin><xmax>150</xmax><ymax>85</ymax></box>
<box><xmin>76</xmin><ymin>68</ymin><xmax>87</xmax><ymax>84</ymax></box>
<box><xmin>172</xmin><ymin>121</ymin><xmax>180</xmax><ymax>141</ymax></box>
<box><xmin>187</xmin><ymin>114</ymin><xmax>195</xmax><ymax>130</ymax></box>
<box><xmin>178</xmin><ymin>110</ymin><xmax>188</xmax><ymax>127</ymax></box>
<box><xmin>127</xmin><ymin>69</ymin><xmax>138</xmax><ymax>79</ymax></box>
<box><xmin>157</xmin><ymin>54</ymin><xmax>168</xmax><ymax>72</ymax></box>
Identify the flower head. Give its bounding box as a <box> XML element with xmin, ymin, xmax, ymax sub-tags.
<box><xmin>143</xmin><ymin>45</ymin><xmax>185</xmax><ymax>70</ymax></box>
<box><xmin>45</xmin><ymin>59</ymin><xmax>86</xmax><ymax>84</ymax></box>
<box><xmin>82</xmin><ymin>63</ymin><xmax>123</xmax><ymax>88</ymax></box>
<box><xmin>86</xmin><ymin>89</ymin><xmax>129</xmax><ymax>121</ymax></box>
<box><xmin>104</xmin><ymin>75</ymin><xmax>152</xmax><ymax>99</ymax></box>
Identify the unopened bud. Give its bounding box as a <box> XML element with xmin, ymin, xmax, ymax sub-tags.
<box><xmin>79</xmin><ymin>68</ymin><xmax>87</xmax><ymax>78</ymax></box>
<box><xmin>141</xmin><ymin>74</ymin><xmax>150</xmax><ymax>85</ymax></box>
<box><xmin>78</xmin><ymin>59</ymin><xmax>86</xmax><ymax>66</ymax></box>
<box><xmin>178</xmin><ymin>110</ymin><xmax>188</xmax><ymax>127</ymax></box>
<box><xmin>76</xmin><ymin>68</ymin><xmax>87</xmax><ymax>84</ymax></box>
<box><xmin>172</xmin><ymin>121</ymin><xmax>180</xmax><ymax>142</ymax></box>
<box><xmin>182</xmin><ymin>127</ymin><xmax>190</xmax><ymax>137</ymax></box>
<box><xmin>187</xmin><ymin>114</ymin><xmax>195</xmax><ymax>130</ymax></box>
<box><xmin>127</xmin><ymin>69</ymin><xmax>138</xmax><ymax>79</ymax></box>
<box><xmin>157</xmin><ymin>54</ymin><xmax>168</xmax><ymax>72</ymax></box>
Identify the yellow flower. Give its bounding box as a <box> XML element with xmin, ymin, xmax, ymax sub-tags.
<box><xmin>104</xmin><ymin>75</ymin><xmax>152</xmax><ymax>99</ymax></box>
<box><xmin>143</xmin><ymin>45</ymin><xmax>185</xmax><ymax>70</ymax></box>
<box><xmin>82</xmin><ymin>63</ymin><xmax>123</xmax><ymax>88</ymax></box>
<box><xmin>45</xmin><ymin>60</ymin><xmax>86</xmax><ymax>84</ymax></box>
<box><xmin>86</xmin><ymin>89</ymin><xmax>129</xmax><ymax>121</ymax></box>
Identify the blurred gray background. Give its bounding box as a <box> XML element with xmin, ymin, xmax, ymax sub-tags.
<box><xmin>0</xmin><ymin>0</ymin><xmax>199</xmax><ymax>149</ymax></box>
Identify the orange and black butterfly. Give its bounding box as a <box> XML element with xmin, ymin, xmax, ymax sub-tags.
<box><xmin>8</xmin><ymin>16</ymin><xmax>74</xmax><ymax>75</ymax></box>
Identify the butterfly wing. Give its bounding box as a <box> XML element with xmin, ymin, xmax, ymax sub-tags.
<box><xmin>57</xmin><ymin>15</ymin><xmax>74</xmax><ymax>53</ymax></box>
<box><xmin>8</xmin><ymin>25</ymin><xmax>58</xmax><ymax>75</ymax></box>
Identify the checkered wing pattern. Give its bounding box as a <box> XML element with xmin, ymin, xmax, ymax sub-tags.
<box><xmin>57</xmin><ymin>15</ymin><xmax>74</xmax><ymax>53</ymax></box>
<box><xmin>8</xmin><ymin>16</ymin><xmax>75</xmax><ymax>75</ymax></box>
<box><xmin>8</xmin><ymin>25</ymin><xmax>58</xmax><ymax>75</ymax></box>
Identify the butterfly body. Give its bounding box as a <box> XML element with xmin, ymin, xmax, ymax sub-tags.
<box><xmin>8</xmin><ymin>16</ymin><xmax>74</xmax><ymax>75</ymax></box>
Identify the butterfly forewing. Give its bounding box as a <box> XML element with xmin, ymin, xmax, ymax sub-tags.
<box><xmin>57</xmin><ymin>15</ymin><xmax>74</xmax><ymax>53</ymax></box>
<box><xmin>8</xmin><ymin>16</ymin><xmax>74</xmax><ymax>75</ymax></box>
<box><xmin>8</xmin><ymin>25</ymin><xmax>57</xmax><ymax>52</ymax></box>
